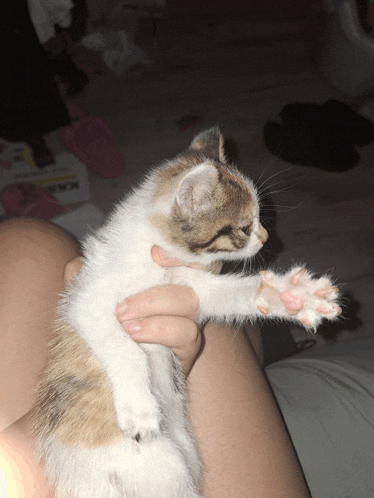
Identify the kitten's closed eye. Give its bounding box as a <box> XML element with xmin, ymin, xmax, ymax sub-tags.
<box><xmin>217</xmin><ymin>225</ymin><xmax>233</xmax><ymax>236</ymax></box>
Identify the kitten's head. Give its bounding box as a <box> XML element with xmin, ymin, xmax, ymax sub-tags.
<box><xmin>151</xmin><ymin>127</ymin><xmax>268</xmax><ymax>265</ymax></box>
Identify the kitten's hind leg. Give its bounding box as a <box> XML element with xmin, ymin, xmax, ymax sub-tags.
<box><xmin>92</xmin><ymin>332</ymin><xmax>162</xmax><ymax>441</ymax></box>
<box><xmin>66</xmin><ymin>310</ymin><xmax>162</xmax><ymax>441</ymax></box>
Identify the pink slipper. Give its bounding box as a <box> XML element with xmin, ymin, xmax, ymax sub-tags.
<box><xmin>0</xmin><ymin>183</ymin><xmax>68</xmax><ymax>220</ymax></box>
<box><xmin>57</xmin><ymin>104</ymin><xmax>125</xmax><ymax>179</ymax></box>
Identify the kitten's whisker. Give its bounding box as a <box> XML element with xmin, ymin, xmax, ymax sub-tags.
<box><xmin>275</xmin><ymin>202</ymin><xmax>305</xmax><ymax>212</ymax></box>
<box><xmin>254</xmin><ymin>163</ymin><xmax>274</xmax><ymax>187</ymax></box>
<box><xmin>256</xmin><ymin>171</ymin><xmax>309</xmax><ymax>200</ymax></box>
<box><xmin>254</xmin><ymin>253</ymin><xmax>265</xmax><ymax>271</ymax></box>
<box><xmin>260</xmin><ymin>202</ymin><xmax>304</xmax><ymax>213</ymax></box>
<box><xmin>257</xmin><ymin>177</ymin><xmax>295</xmax><ymax>193</ymax></box>
<box><xmin>255</xmin><ymin>166</ymin><xmax>295</xmax><ymax>192</ymax></box>
<box><xmin>262</xmin><ymin>182</ymin><xmax>305</xmax><ymax>197</ymax></box>
<box><xmin>258</xmin><ymin>178</ymin><xmax>304</xmax><ymax>197</ymax></box>
<box><xmin>253</xmin><ymin>157</ymin><xmax>281</xmax><ymax>184</ymax></box>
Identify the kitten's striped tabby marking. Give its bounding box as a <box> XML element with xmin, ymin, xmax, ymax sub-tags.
<box><xmin>33</xmin><ymin>128</ymin><xmax>341</xmax><ymax>498</ymax></box>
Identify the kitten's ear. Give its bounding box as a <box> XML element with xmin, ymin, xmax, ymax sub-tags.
<box><xmin>176</xmin><ymin>163</ymin><xmax>218</xmax><ymax>215</ymax></box>
<box><xmin>190</xmin><ymin>127</ymin><xmax>227</xmax><ymax>163</ymax></box>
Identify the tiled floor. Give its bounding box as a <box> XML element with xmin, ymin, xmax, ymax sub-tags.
<box><xmin>68</xmin><ymin>1</ymin><xmax>374</xmax><ymax>363</ymax></box>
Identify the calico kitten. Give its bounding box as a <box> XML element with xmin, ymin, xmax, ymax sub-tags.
<box><xmin>33</xmin><ymin>128</ymin><xmax>341</xmax><ymax>498</ymax></box>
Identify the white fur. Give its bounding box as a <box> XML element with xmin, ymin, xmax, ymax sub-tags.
<box><xmin>40</xmin><ymin>154</ymin><xmax>340</xmax><ymax>497</ymax></box>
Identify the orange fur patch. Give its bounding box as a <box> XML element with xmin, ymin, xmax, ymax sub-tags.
<box><xmin>33</xmin><ymin>320</ymin><xmax>123</xmax><ymax>448</ymax></box>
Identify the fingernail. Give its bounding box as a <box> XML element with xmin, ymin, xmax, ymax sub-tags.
<box><xmin>116</xmin><ymin>300</ymin><xmax>128</xmax><ymax>316</ymax></box>
<box><xmin>158</xmin><ymin>247</ymin><xmax>170</xmax><ymax>262</ymax></box>
<box><xmin>124</xmin><ymin>320</ymin><xmax>142</xmax><ymax>334</ymax></box>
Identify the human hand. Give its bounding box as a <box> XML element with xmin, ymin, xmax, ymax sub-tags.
<box><xmin>116</xmin><ymin>246</ymin><xmax>222</xmax><ymax>374</ymax></box>
<box><xmin>117</xmin><ymin>284</ymin><xmax>201</xmax><ymax>375</ymax></box>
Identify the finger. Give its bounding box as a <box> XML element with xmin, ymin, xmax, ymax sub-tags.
<box><xmin>151</xmin><ymin>245</ymin><xmax>222</xmax><ymax>274</ymax></box>
<box><xmin>123</xmin><ymin>316</ymin><xmax>200</xmax><ymax>350</ymax></box>
<box><xmin>117</xmin><ymin>285</ymin><xmax>199</xmax><ymax>322</ymax></box>
<box><xmin>123</xmin><ymin>315</ymin><xmax>202</xmax><ymax>375</ymax></box>
<box><xmin>151</xmin><ymin>245</ymin><xmax>185</xmax><ymax>267</ymax></box>
<box><xmin>64</xmin><ymin>257</ymin><xmax>84</xmax><ymax>285</ymax></box>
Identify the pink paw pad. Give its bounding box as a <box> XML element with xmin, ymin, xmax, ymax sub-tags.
<box><xmin>314</xmin><ymin>288</ymin><xmax>327</xmax><ymax>298</ymax></box>
<box><xmin>280</xmin><ymin>290</ymin><xmax>304</xmax><ymax>311</ymax></box>
<box><xmin>300</xmin><ymin>315</ymin><xmax>313</xmax><ymax>328</ymax></box>
<box><xmin>317</xmin><ymin>303</ymin><xmax>333</xmax><ymax>314</ymax></box>
<box><xmin>258</xmin><ymin>305</ymin><xmax>270</xmax><ymax>315</ymax></box>
<box><xmin>289</xmin><ymin>268</ymin><xmax>307</xmax><ymax>286</ymax></box>
<box><xmin>259</xmin><ymin>270</ymin><xmax>271</xmax><ymax>282</ymax></box>
<box><xmin>317</xmin><ymin>304</ymin><xmax>342</xmax><ymax>315</ymax></box>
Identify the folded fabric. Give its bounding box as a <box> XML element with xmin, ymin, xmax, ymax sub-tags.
<box><xmin>266</xmin><ymin>336</ymin><xmax>374</xmax><ymax>498</ymax></box>
<box><xmin>57</xmin><ymin>104</ymin><xmax>125</xmax><ymax>179</ymax></box>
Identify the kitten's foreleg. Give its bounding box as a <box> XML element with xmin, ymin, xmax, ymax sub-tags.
<box><xmin>170</xmin><ymin>266</ymin><xmax>341</xmax><ymax>331</ymax></box>
<box><xmin>169</xmin><ymin>267</ymin><xmax>263</xmax><ymax>323</ymax></box>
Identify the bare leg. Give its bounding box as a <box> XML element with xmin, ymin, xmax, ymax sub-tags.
<box><xmin>0</xmin><ymin>219</ymin><xmax>309</xmax><ymax>498</ymax></box>
<box><xmin>0</xmin><ymin>217</ymin><xmax>80</xmax><ymax>430</ymax></box>
<box><xmin>244</xmin><ymin>322</ymin><xmax>264</xmax><ymax>365</ymax></box>
<box><xmin>0</xmin><ymin>218</ymin><xmax>80</xmax><ymax>498</ymax></box>
<box><xmin>189</xmin><ymin>322</ymin><xmax>310</xmax><ymax>498</ymax></box>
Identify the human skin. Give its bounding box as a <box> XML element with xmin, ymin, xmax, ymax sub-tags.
<box><xmin>0</xmin><ymin>219</ymin><xmax>310</xmax><ymax>498</ymax></box>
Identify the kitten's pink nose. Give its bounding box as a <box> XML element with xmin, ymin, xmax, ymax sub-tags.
<box><xmin>257</xmin><ymin>224</ymin><xmax>268</xmax><ymax>245</ymax></box>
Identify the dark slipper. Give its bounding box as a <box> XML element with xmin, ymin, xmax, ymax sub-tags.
<box><xmin>263</xmin><ymin>121</ymin><xmax>360</xmax><ymax>172</ymax></box>
<box><xmin>323</xmin><ymin>99</ymin><xmax>374</xmax><ymax>146</ymax></box>
<box><xmin>280</xmin><ymin>100</ymin><xmax>374</xmax><ymax>147</ymax></box>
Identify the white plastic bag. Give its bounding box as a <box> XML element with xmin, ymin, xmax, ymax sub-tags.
<box><xmin>81</xmin><ymin>30</ymin><xmax>151</xmax><ymax>74</ymax></box>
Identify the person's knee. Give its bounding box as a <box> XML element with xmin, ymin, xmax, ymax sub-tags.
<box><xmin>0</xmin><ymin>217</ymin><xmax>80</xmax><ymax>264</ymax></box>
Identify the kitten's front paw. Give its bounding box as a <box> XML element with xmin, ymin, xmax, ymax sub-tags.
<box><xmin>255</xmin><ymin>267</ymin><xmax>341</xmax><ymax>331</ymax></box>
<box><xmin>117</xmin><ymin>398</ymin><xmax>161</xmax><ymax>441</ymax></box>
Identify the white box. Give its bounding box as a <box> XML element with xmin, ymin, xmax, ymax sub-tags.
<box><xmin>0</xmin><ymin>147</ymin><xmax>90</xmax><ymax>204</ymax></box>
<box><xmin>52</xmin><ymin>202</ymin><xmax>106</xmax><ymax>241</ymax></box>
